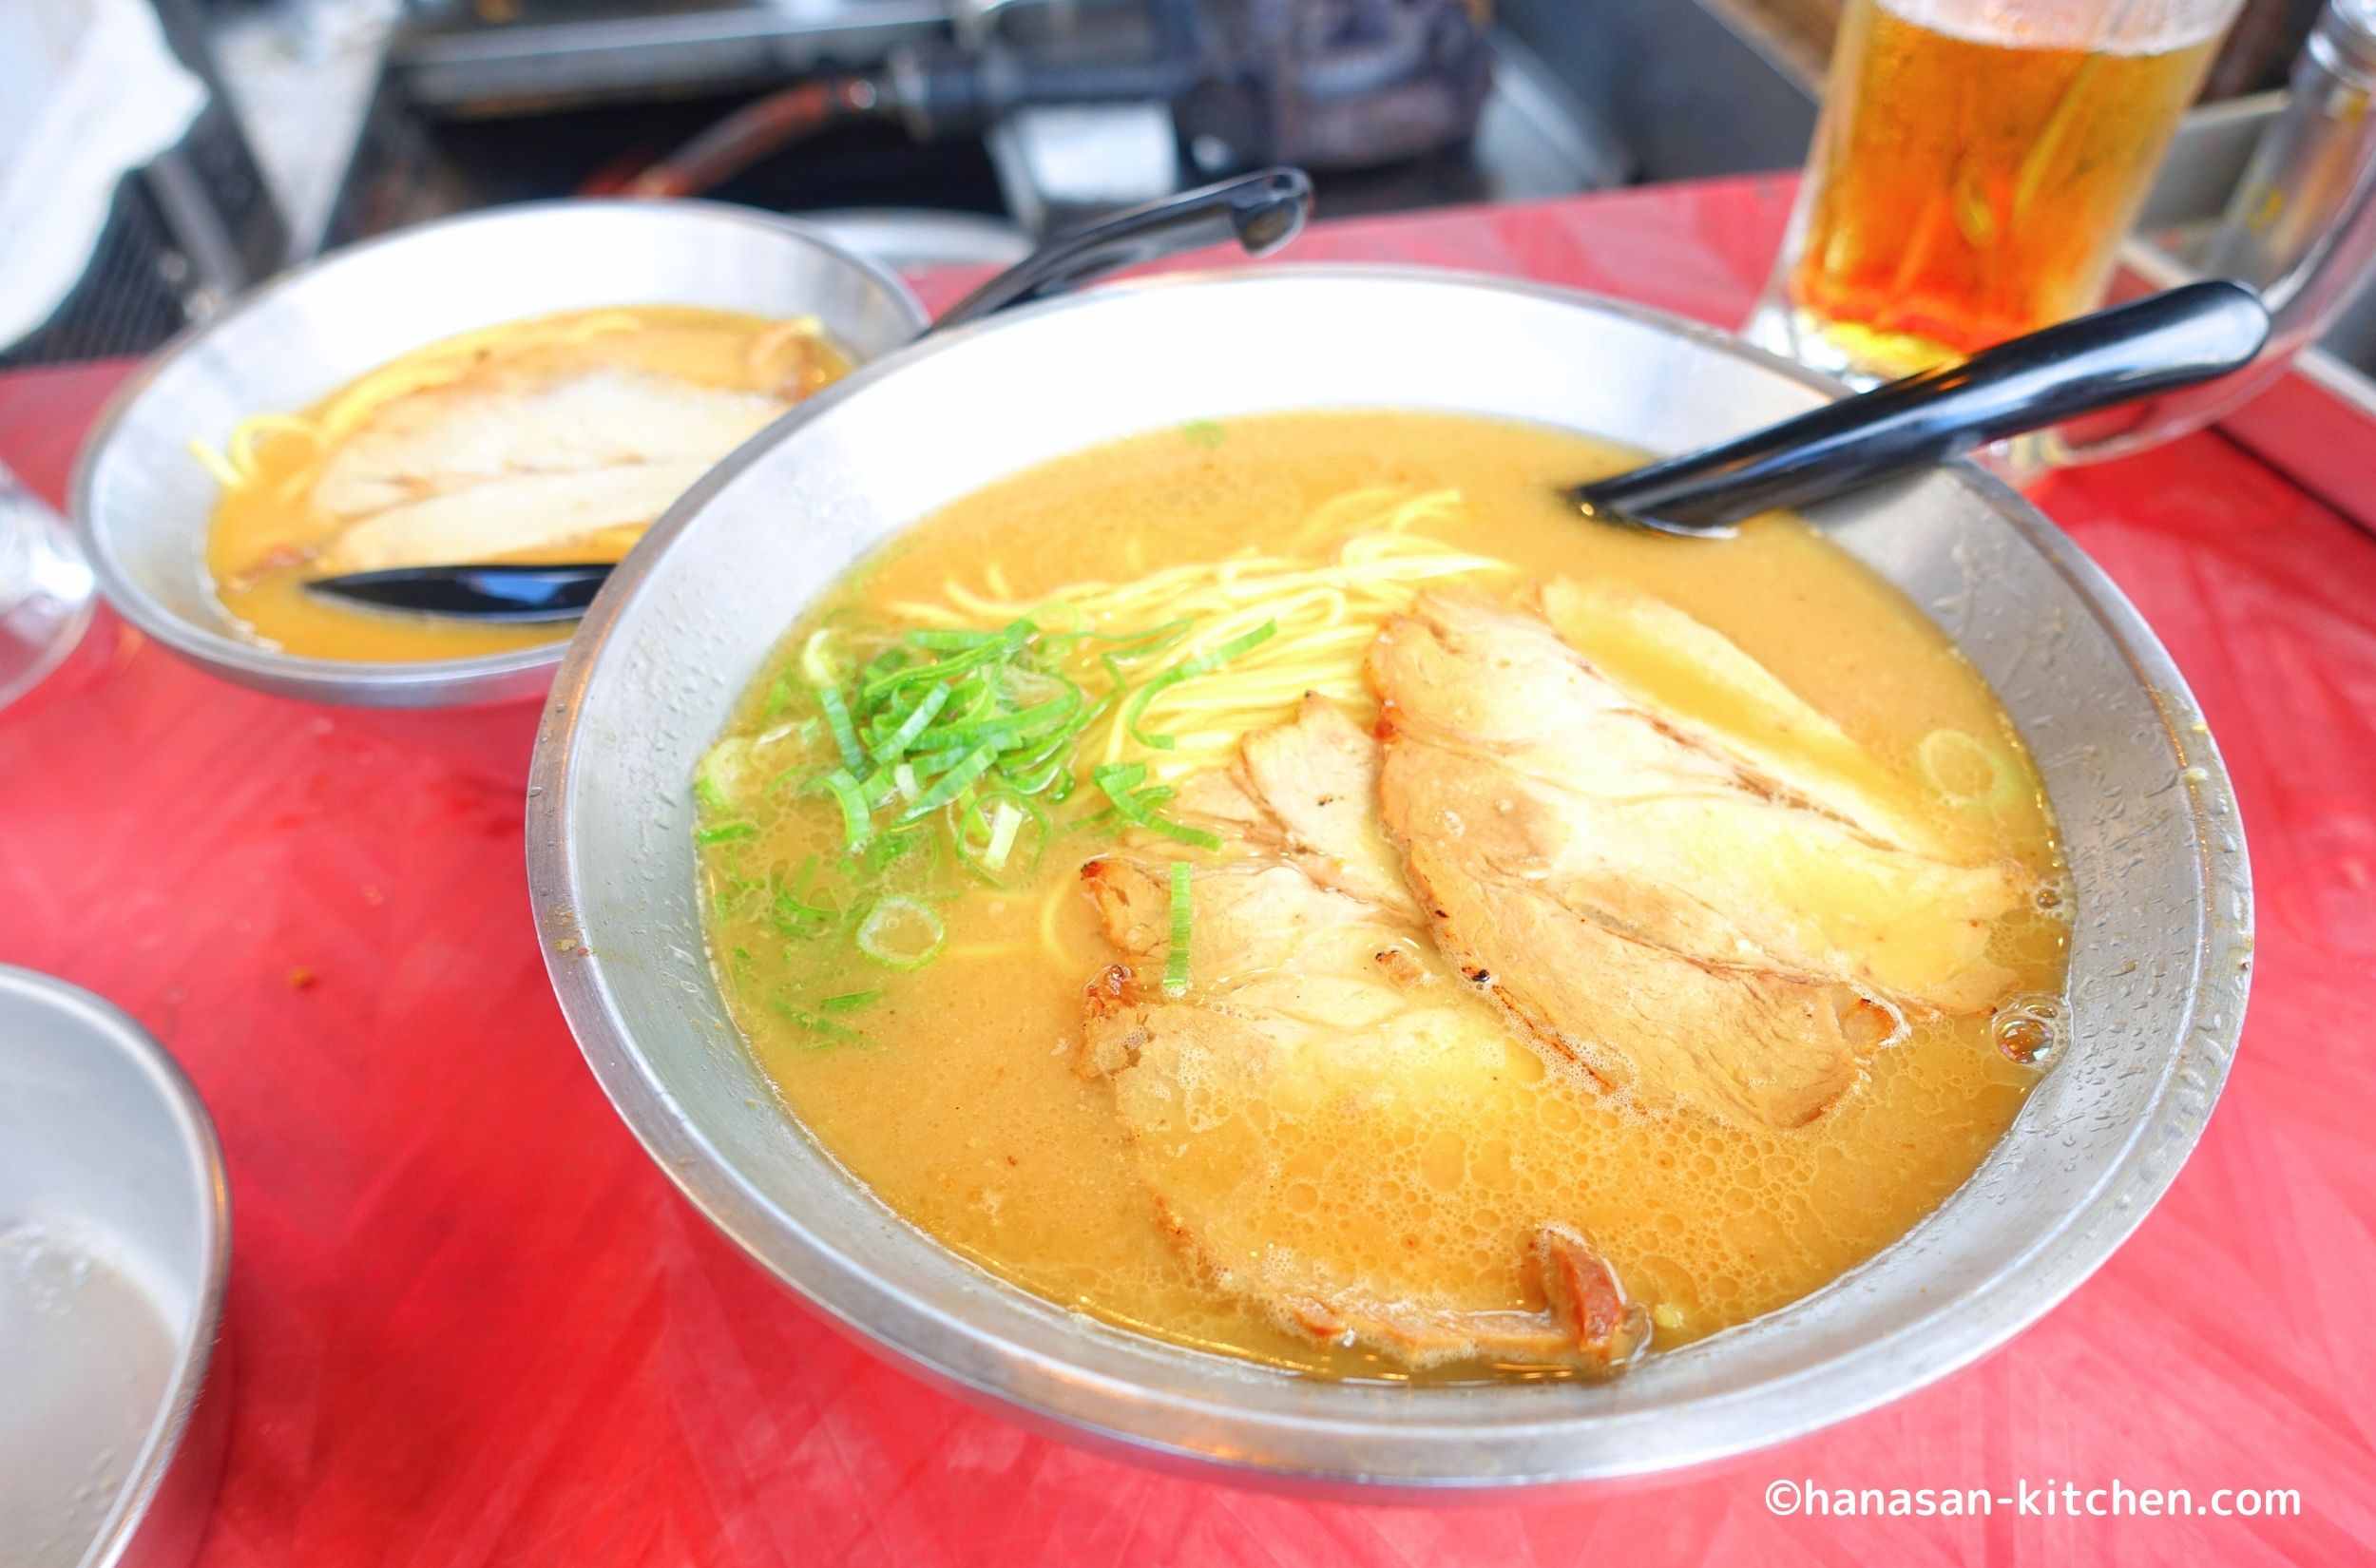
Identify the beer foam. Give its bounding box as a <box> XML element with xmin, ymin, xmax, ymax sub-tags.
<box><xmin>1877</xmin><ymin>0</ymin><xmax>2232</xmax><ymax>55</ymax></box>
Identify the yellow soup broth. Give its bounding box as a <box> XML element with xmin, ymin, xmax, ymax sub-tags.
<box><xmin>693</xmin><ymin>410</ymin><xmax>2069</xmax><ymax>1380</ymax></box>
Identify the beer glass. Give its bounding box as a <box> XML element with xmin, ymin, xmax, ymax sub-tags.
<box><xmin>0</xmin><ymin>464</ymin><xmax>95</xmax><ymax>711</ymax></box>
<box><xmin>1748</xmin><ymin>0</ymin><xmax>2247</xmax><ymax>382</ymax></box>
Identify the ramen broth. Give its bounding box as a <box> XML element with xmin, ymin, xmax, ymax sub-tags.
<box><xmin>693</xmin><ymin>410</ymin><xmax>2068</xmax><ymax>1378</ymax></box>
<box><xmin>201</xmin><ymin>305</ymin><xmax>848</xmax><ymax>662</ymax></box>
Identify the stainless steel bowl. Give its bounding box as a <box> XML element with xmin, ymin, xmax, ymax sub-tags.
<box><xmin>526</xmin><ymin>268</ymin><xmax>2252</xmax><ymax>1492</ymax></box>
<box><xmin>72</xmin><ymin>200</ymin><xmax>929</xmax><ymax>708</ymax></box>
<box><xmin>0</xmin><ymin>966</ymin><xmax>231</xmax><ymax>1566</ymax></box>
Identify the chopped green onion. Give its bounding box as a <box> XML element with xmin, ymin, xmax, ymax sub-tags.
<box><xmin>854</xmin><ymin>896</ymin><xmax>946</xmax><ymax>970</ymax></box>
<box><xmin>1092</xmin><ymin>620</ymin><xmax>1196</xmax><ymax>690</ymax></box>
<box><xmin>814</xmin><ymin>768</ymin><xmax>873</xmax><ymax>852</ymax></box>
<box><xmin>891</xmin><ymin>761</ymin><xmax>920</xmax><ymax>802</ymax></box>
<box><xmin>905</xmin><ymin>743</ymin><xmax>973</xmax><ymax>775</ymax></box>
<box><xmin>768</xmin><ymin>997</ymin><xmax>871</xmax><ymax>1046</ymax></box>
<box><xmin>694</xmin><ymin>820</ymin><xmax>757</xmax><ymax>845</ymax></box>
<box><xmin>694</xmin><ymin>736</ymin><xmax>757</xmax><ymax>812</ymax></box>
<box><xmin>863</xmin><ymin>824</ymin><xmax>938</xmax><ymax>876</ymax></box>
<box><xmin>870</xmin><ymin>681</ymin><xmax>952</xmax><ymax>763</ymax></box>
<box><xmin>1164</xmin><ymin>861</ymin><xmax>1194</xmax><ymax>995</ymax></box>
<box><xmin>819</xmin><ymin>686</ymin><xmax>867</xmax><ymax>776</ymax></box>
<box><xmin>1094</xmin><ymin>760</ymin><xmax>1148</xmax><ymax>794</ymax></box>
<box><xmin>1126</xmin><ymin>813</ymin><xmax>1221</xmax><ymax>851</ymax></box>
<box><xmin>768</xmin><ymin>858</ymin><xmax>842</xmax><ymax>940</ymax></box>
<box><xmin>931</xmin><ymin>690</ymin><xmax>1081</xmax><ymax>751</ymax></box>
<box><xmin>896</xmin><ymin>742</ymin><xmax>997</xmax><ymax>825</ymax></box>
<box><xmin>1124</xmin><ymin>621</ymin><xmax>1277</xmax><ymax>750</ymax></box>
<box><xmin>983</xmin><ymin>801</ymin><xmax>1025</xmax><ymax>868</ymax></box>
<box><xmin>709</xmin><ymin>873</ymin><xmax>761</xmax><ymax>923</ymax></box>
<box><xmin>799</xmin><ymin>628</ymin><xmax>851</xmax><ymax>688</ymax></box>
<box><xmin>818</xmin><ymin>988</ymin><xmax>882</xmax><ymax>1013</ymax></box>
<box><xmin>1093</xmin><ymin>763</ymin><xmax>1222</xmax><ymax>850</ymax></box>
<box><xmin>954</xmin><ymin>790</ymin><xmax>1051</xmax><ymax>887</ymax></box>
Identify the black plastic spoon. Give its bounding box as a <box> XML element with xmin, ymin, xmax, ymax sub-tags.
<box><xmin>1569</xmin><ymin>280</ymin><xmax>2271</xmax><ymax>537</ymax></box>
<box><xmin>308</xmin><ymin>167</ymin><xmax>1317</xmax><ymax>622</ymax></box>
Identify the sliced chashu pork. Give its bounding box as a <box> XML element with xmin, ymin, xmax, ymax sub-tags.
<box><xmin>1078</xmin><ymin>697</ymin><xmax>1647</xmax><ymax>1372</ymax></box>
<box><xmin>1368</xmin><ymin>588</ymin><xmax>2030</xmax><ymax>1128</ymax></box>
<box><xmin>309</xmin><ymin>367</ymin><xmax>786</xmax><ymax>574</ymax></box>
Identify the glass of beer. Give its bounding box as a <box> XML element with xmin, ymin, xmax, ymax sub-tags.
<box><xmin>1748</xmin><ymin>0</ymin><xmax>2245</xmax><ymax>382</ymax></box>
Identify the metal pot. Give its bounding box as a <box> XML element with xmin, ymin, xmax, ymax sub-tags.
<box><xmin>71</xmin><ymin>200</ymin><xmax>928</xmax><ymax>709</ymax></box>
<box><xmin>526</xmin><ymin>268</ymin><xmax>2252</xmax><ymax>1493</ymax></box>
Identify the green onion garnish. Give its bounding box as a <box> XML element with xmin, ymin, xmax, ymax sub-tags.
<box><xmin>768</xmin><ymin>997</ymin><xmax>871</xmax><ymax>1047</ymax></box>
<box><xmin>1093</xmin><ymin>763</ymin><xmax>1222</xmax><ymax>851</ymax></box>
<box><xmin>870</xmin><ymin>681</ymin><xmax>952</xmax><ymax>763</ymax></box>
<box><xmin>1164</xmin><ymin>861</ymin><xmax>1194</xmax><ymax>995</ymax></box>
<box><xmin>896</xmin><ymin>742</ymin><xmax>996</xmax><ymax>825</ymax></box>
<box><xmin>798</xmin><ymin>627</ymin><xmax>851</xmax><ymax>688</ymax></box>
<box><xmin>815</xmin><ymin>768</ymin><xmax>873</xmax><ymax>852</ymax></box>
<box><xmin>819</xmin><ymin>685</ymin><xmax>867</xmax><ymax>776</ymax></box>
<box><xmin>955</xmin><ymin>790</ymin><xmax>1050</xmax><ymax>886</ymax></box>
<box><xmin>854</xmin><ymin>896</ymin><xmax>946</xmax><ymax>970</ymax></box>
<box><xmin>694</xmin><ymin>820</ymin><xmax>757</xmax><ymax>845</ymax></box>
<box><xmin>1124</xmin><ymin>621</ymin><xmax>1277</xmax><ymax>751</ymax></box>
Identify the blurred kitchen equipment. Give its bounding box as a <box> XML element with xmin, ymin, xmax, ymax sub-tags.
<box><xmin>1747</xmin><ymin>0</ymin><xmax>2248</xmax><ymax>383</ymax></box>
<box><xmin>0</xmin><ymin>964</ymin><xmax>231</xmax><ymax>1568</ymax></box>
<box><xmin>0</xmin><ymin>0</ymin><xmax>284</xmax><ymax>367</ymax></box>
<box><xmin>1572</xmin><ymin>281</ymin><xmax>2270</xmax><ymax>535</ymax></box>
<box><xmin>0</xmin><ymin>463</ymin><xmax>97</xmax><ymax>711</ymax></box>
<box><xmin>528</xmin><ymin>266</ymin><xmax>2250</xmax><ymax>1490</ymax></box>
<box><xmin>610</xmin><ymin>0</ymin><xmax>1489</xmax><ymax>203</ymax></box>
<box><xmin>2058</xmin><ymin>0</ymin><xmax>2376</xmax><ymax>460</ymax></box>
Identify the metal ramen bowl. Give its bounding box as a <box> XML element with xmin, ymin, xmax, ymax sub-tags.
<box><xmin>527</xmin><ymin>269</ymin><xmax>2251</xmax><ymax>1493</ymax></box>
<box><xmin>71</xmin><ymin>200</ymin><xmax>929</xmax><ymax>709</ymax></box>
<box><xmin>0</xmin><ymin>965</ymin><xmax>231</xmax><ymax>1566</ymax></box>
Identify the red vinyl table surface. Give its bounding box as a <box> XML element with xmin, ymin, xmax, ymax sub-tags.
<box><xmin>6</xmin><ymin>177</ymin><xmax>2374</xmax><ymax>1566</ymax></box>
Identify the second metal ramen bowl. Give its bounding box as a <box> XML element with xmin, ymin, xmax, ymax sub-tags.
<box><xmin>527</xmin><ymin>269</ymin><xmax>2251</xmax><ymax>1493</ymax></box>
<box><xmin>72</xmin><ymin>200</ymin><xmax>929</xmax><ymax>709</ymax></box>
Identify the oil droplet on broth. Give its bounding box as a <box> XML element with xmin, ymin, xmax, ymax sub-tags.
<box><xmin>1992</xmin><ymin>991</ymin><xmax>2068</xmax><ymax>1066</ymax></box>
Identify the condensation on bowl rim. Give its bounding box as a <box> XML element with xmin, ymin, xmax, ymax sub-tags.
<box><xmin>67</xmin><ymin>199</ymin><xmax>930</xmax><ymax>711</ymax></box>
<box><xmin>524</xmin><ymin>266</ymin><xmax>2254</xmax><ymax>1495</ymax></box>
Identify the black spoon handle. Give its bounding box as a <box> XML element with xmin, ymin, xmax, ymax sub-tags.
<box><xmin>307</xmin><ymin>562</ymin><xmax>612</xmax><ymax>621</ymax></box>
<box><xmin>933</xmin><ymin>168</ymin><xmax>1315</xmax><ymax>332</ymax></box>
<box><xmin>1570</xmin><ymin>281</ymin><xmax>2272</xmax><ymax>536</ymax></box>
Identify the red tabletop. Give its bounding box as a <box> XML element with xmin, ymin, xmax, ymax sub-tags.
<box><xmin>7</xmin><ymin>176</ymin><xmax>2373</xmax><ymax>1566</ymax></box>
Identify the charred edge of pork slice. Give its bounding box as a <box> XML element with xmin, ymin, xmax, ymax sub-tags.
<box><xmin>1268</xmin><ymin>1222</ymin><xmax>1650</xmax><ymax>1371</ymax></box>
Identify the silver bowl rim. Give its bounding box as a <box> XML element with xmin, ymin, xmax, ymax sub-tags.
<box><xmin>0</xmin><ymin>962</ymin><xmax>232</xmax><ymax>1560</ymax></box>
<box><xmin>67</xmin><ymin>198</ymin><xmax>930</xmax><ymax>707</ymax></box>
<box><xmin>527</xmin><ymin>263</ymin><xmax>2252</xmax><ymax>1489</ymax></box>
